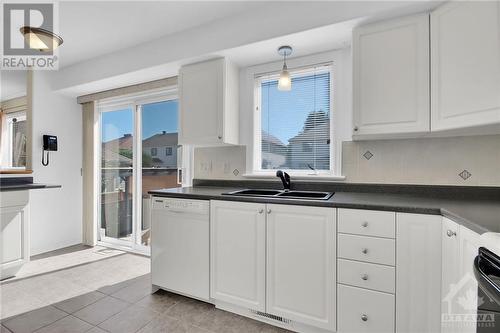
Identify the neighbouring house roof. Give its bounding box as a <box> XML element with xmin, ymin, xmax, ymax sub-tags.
<box><xmin>102</xmin><ymin>134</ymin><xmax>133</xmax><ymax>152</ymax></box>
<box><xmin>143</xmin><ymin>132</ymin><xmax>178</xmax><ymax>148</ymax></box>
<box><xmin>101</xmin><ymin>148</ymin><xmax>133</xmax><ymax>167</ymax></box>
<box><xmin>261</xmin><ymin>131</ymin><xmax>286</xmax><ymax>147</ymax></box>
<box><xmin>289</xmin><ymin>122</ymin><xmax>329</xmax><ymax>143</ymax></box>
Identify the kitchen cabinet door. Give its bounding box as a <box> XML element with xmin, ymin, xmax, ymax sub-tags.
<box><xmin>353</xmin><ymin>13</ymin><xmax>430</xmax><ymax>137</ymax></box>
<box><xmin>431</xmin><ymin>1</ymin><xmax>500</xmax><ymax>131</ymax></box>
<box><xmin>441</xmin><ymin>217</ymin><xmax>461</xmax><ymax>333</ymax></box>
<box><xmin>457</xmin><ymin>225</ymin><xmax>481</xmax><ymax>333</ymax></box>
<box><xmin>396</xmin><ymin>213</ymin><xmax>442</xmax><ymax>333</ymax></box>
<box><xmin>0</xmin><ymin>191</ymin><xmax>30</xmax><ymax>280</ymax></box>
<box><xmin>179</xmin><ymin>58</ymin><xmax>238</xmax><ymax>145</ymax></box>
<box><xmin>266</xmin><ymin>204</ymin><xmax>336</xmax><ymax>330</ymax></box>
<box><xmin>210</xmin><ymin>200</ymin><xmax>266</xmax><ymax>311</ymax></box>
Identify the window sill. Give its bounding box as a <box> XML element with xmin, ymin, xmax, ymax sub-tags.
<box><xmin>242</xmin><ymin>173</ymin><xmax>346</xmax><ymax>181</ymax></box>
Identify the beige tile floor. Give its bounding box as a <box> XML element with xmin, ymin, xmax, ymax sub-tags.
<box><xmin>0</xmin><ymin>246</ymin><xmax>291</xmax><ymax>333</ymax></box>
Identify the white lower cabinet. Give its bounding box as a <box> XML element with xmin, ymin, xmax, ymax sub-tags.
<box><xmin>441</xmin><ymin>217</ymin><xmax>481</xmax><ymax>333</ymax></box>
<box><xmin>210</xmin><ymin>200</ymin><xmax>336</xmax><ymax>331</ymax></box>
<box><xmin>266</xmin><ymin>204</ymin><xmax>336</xmax><ymax>331</ymax></box>
<box><xmin>0</xmin><ymin>191</ymin><xmax>30</xmax><ymax>280</ymax></box>
<box><xmin>210</xmin><ymin>204</ymin><xmax>480</xmax><ymax>333</ymax></box>
<box><xmin>337</xmin><ymin>259</ymin><xmax>395</xmax><ymax>294</ymax></box>
<box><xmin>337</xmin><ymin>284</ymin><xmax>395</xmax><ymax>333</ymax></box>
<box><xmin>396</xmin><ymin>213</ymin><xmax>442</xmax><ymax>333</ymax></box>
<box><xmin>210</xmin><ymin>200</ymin><xmax>266</xmax><ymax>311</ymax></box>
<box><xmin>338</xmin><ymin>233</ymin><xmax>395</xmax><ymax>266</ymax></box>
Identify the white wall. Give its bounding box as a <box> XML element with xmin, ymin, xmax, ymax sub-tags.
<box><xmin>29</xmin><ymin>71</ymin><xmax>82</xmax><ymax>255</ymax></box>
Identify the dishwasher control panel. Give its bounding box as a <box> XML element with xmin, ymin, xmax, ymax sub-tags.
<box><xmin>152</xmin><ymin>197</ymin><xmax>209</xmax><ymax>214</ymax></box>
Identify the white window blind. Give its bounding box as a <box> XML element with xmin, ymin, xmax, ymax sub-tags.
<box><xmin>258</xmin><ymin>65</ymin><xmax>332</xmax><ymax>172</ymax></box>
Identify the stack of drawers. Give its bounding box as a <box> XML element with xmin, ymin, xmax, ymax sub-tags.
<box><xmin>337</xmin><ymin>208</ymin><xmax>396</xmax><ymax>333</ymax></box>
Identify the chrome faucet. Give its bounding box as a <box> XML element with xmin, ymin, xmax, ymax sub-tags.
<box><xmin>276</xmin><ymin>170</ymin><xmax>291</xmax><ymax>191</ymax></box>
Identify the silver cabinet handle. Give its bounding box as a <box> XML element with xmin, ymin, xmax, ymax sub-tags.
<box><xmin>361</xmin><ymin>221</ymin><xmax>368</xmax><ymax>228</ymax></box>
<box><xmin>267</xmin><ymin>209</ymin><xmax>272</xmax><ymax>214</ymax></box>
<box><xmin>258</xmin><ymin>209</ymin><xmax>264</xmax><ymax>214</ymax></box>
<box><xmin>354</xmin><ymin>126</ymin><xmax>359</xmax><ymax>132</ymax></box>
<box><xmin>446</xmin><ymin>230</ymin><xmax>457</xmax><ymax>237</ymax></box>
<box><xmin>217</xmin><ymin>135</ymin><xmax>222</xmax><ymax>140</ymax></box>
<box><xmin>361</xmin><ymin>314</ymin><xmax>368</xmax><ymax>322</ymax></box>
<box><xmin>362</xmin><ymin>248</ymin><xmax>368</xmax><ymax>254</ymax></box>
<box><xmin>361</xmin><ymin>274</ymin><xmax>368</xmax><ymax>281</ymax></box>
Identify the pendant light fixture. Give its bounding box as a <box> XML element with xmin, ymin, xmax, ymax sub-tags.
<box><xmin>20</xmin><ymin>26</ymin><xmax>63</xmax><ymax>52</ymax></box>
<box><xmin>277</xmin><ymin>45</ymin><xmax>292</xmax><ymax>91</ymax></box>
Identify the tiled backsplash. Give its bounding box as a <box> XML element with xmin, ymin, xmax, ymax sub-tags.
<box><xmin>194</xmin><ymin>145</ymin><xmax>246</xmax><ymax>180</ymax></box>
<box><xmin>194</xmin><ymin>135</ymin><xmax>500</xmax><ymax>186</ymax></box>
<box><xmin>342</xmin><ymin>134</ymin><xmax>500</xmax><ymax>186</ymax></box>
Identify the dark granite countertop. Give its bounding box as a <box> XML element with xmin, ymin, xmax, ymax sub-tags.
<box><xmin>1</xmin><ymin>183</ymin><xmax>62</xmax><ymax>191</ymax></box>
<box><xmin>149</xmin><ymin>182</ymin><xmax>500</xmax><ymax>234</ymax></box>
<box><xmin>0</xmin><ymin>177</ymin><xmax>61</xmax><ymax>192</ymax></box>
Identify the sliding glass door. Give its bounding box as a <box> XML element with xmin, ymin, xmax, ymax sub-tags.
<box><xmin>100</xmin><ymin>107</ymin><xmax>135</xmax><ymax>246</ymax></box>
<box><xmin>98</xmin><ymin>92</ymin><xmax>186</xmax><ymax>253</ymax></box>
<box><xmin>139</xmin><ymin>100</ymin><xmax>180</xmax><ymax>247</ymax></box>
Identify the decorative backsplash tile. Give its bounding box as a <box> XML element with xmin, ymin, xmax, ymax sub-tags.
<box><xmin>342</xmin><ymin>134</ymin><xmax>500</xmax><ymax>186</ymax></box>
<box><xmin>459</xmin><ymin>170</ymin><xmax>472</xmax><ymax>181</ymax></box>
<box><xmin>194</xmin><ymin>146</ymin><xmax>246</xmax><ymax>180</ymax></box>
<box><xmin>363</xmin><ymin>151</ymin><xmax>374</xmax><ymax>160</ymax></box>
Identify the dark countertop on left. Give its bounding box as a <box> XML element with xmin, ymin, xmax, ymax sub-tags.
<box><xmin>0</xmin><ymin>177</ymin><xmax>61</xmax><ymax>192</ymax></box>
<box><xmin>149</xmin><ymin>185</ymin><xmax>500</xmax><ymax>235</ymax></box>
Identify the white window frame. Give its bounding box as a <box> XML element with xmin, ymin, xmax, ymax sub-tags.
<box><xmin>251</xmin><ymin>61</ymin><xmax>341</xmax><ymax>179</ymax></box>
<box><xmin>4</xmin><ymin>111</ymin><xmax>27</xmax><ymax>169</ymax></box>
<box><xmin>96</xmin><ymin>87</ymin><xmax>193</xmax><ymax>255</ymax></box>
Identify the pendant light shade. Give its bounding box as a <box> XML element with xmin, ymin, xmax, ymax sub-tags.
<box><xmin>277</xmin><ymin>46</ymin><xmax>292</xmax><ymax>91</ymax></box>
<box><xmin>278</xmin><ymin>62</ymin><xmax>291</xmax><ymax>91</ymax></box>
<box><xmin>20</xmin><ymin>26</ymin><xmax>63</xmax><ymax>52</ymax></box>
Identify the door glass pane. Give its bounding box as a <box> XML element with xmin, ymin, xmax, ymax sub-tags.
<box><xmin>141</xmin><ymin>100</ymin><xmax>179</xmax><ymax>246</ymax></box>
<box><xmin>100</xmin><ymin>107</ymin><xmax>134</xmax><ymax>243</ymax></box>
<box><xmin>11</xmin><ymin>116</ymin><xmax>27</xmax><ymax>167</ymax></box>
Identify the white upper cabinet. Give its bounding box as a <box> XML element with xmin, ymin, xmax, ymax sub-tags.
<box><xmin>431</xmin><ymin>1</ymin><xmax>500</xmax><ymax>131</ymax></box>
<box><xmin>210</xmin><ymin>200</ymin><xmax>266</xmax><ymax>311</ymax></box>
<box><xmin>353</xmin><ymin>14</ymin><xmax>430</xmax><ymax>137</ymax></box>
<box><xmin>179</xmin><ymin>58</ymin><xmax>239</xmax><ymax>145</ymax></box>
<box><xmin>266</xmin><ymin>204</ymin><xmax>336</xmax><ymax>331</ymax></box>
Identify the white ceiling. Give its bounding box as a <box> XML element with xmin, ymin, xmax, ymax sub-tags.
<box><xmin>58</xmin><ymin>1</ymin><xmax>264</xmax><ymax>67</ymax></box>
<box><xmin>52</xmin><ymin>1</ymin><xmax>441</xmax><ymax>96</ymax></box>
<box><xmin>219</xmin><ymin>18</ymin><xmax>361</xmax><ymax>68</ymax></box>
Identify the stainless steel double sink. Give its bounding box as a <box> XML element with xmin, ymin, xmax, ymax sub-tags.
<box><xmin>223</xmin><ymin>189</ymin><xmax>333</xmax><ymax>200</ymax></box>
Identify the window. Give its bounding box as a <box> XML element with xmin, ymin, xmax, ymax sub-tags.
<box><xmin>1</xmin><ymin>112</ymin><xmax>27</xmax><ymax>168</ymax></box>
<box><xmin>255</xmin><ymin>64</ymin><xmax>332</xmax><ymax>174</ymax></box>
<box><xmin>151</xmin><ymin>147</ymin><xmax>157</xmax><ymax>156</ymax></box>
<box><xmin>165</xmin><ymin>147</ymin><xmax>172</xmax><ymax>156</ymax></box>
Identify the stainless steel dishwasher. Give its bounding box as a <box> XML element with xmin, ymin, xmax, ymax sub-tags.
<box><xmin>151</xmin><ymin>197</ymin><xmax>209</xmax><ymax>301</ymax></box>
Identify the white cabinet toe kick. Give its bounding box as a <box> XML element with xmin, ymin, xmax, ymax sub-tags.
<box><xmin>151</xmin><ymin>198</ymin><xmax>481</xmax><ymax>333</ymax></box>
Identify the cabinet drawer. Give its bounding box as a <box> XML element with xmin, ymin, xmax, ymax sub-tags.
<box><xmin>338</xmin><ymin>259</ymin><xmax>395</xmax><ymax>294</ymax></box>
<box><xmin>338</xmin><ymin>234</ymin><xmax>395</xmax><ymax>266</ymax></box>
<box><xmin>338</xmin><ymin>209</ymin><xmax>395</xmax><ymax>238</ymax></box>
<box><xmin>338</xmin><ymin>284</ymin><xmax>395</xmax><ymax>333</ymax></box>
